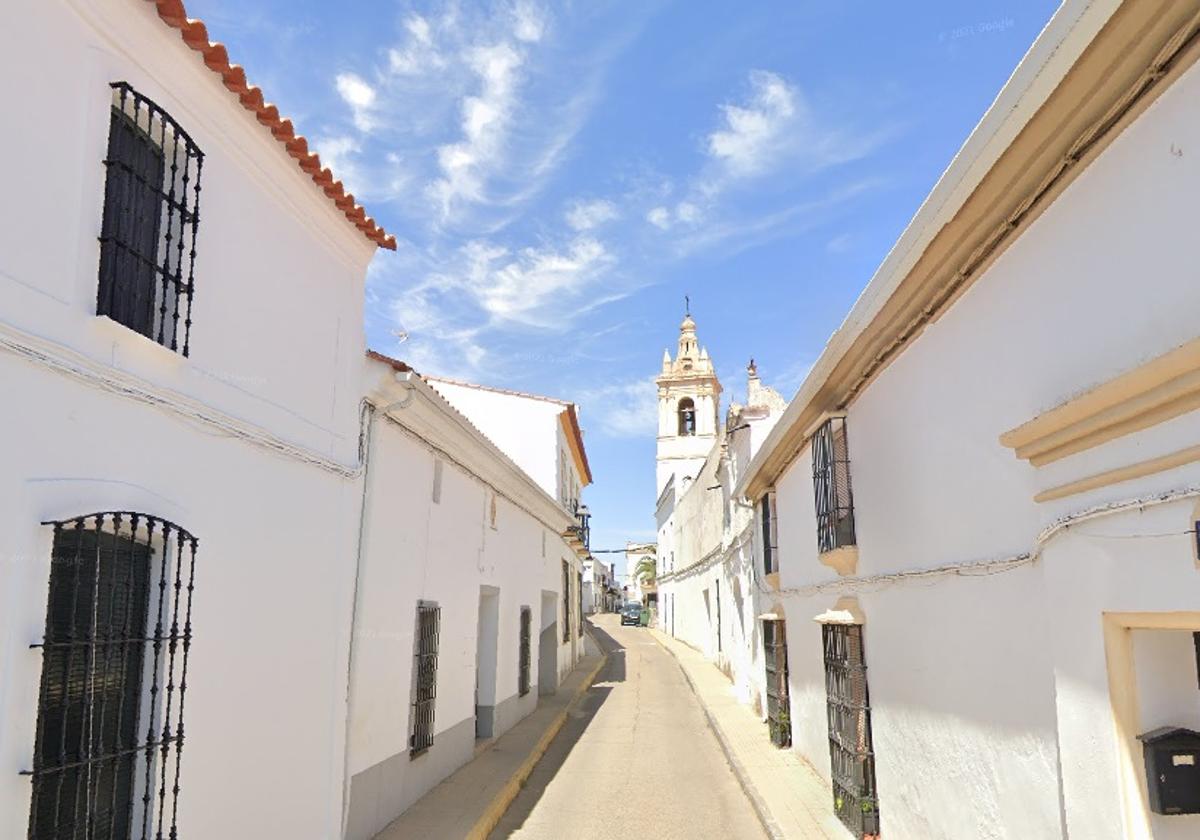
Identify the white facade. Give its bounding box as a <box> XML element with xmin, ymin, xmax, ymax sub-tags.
<box><xmin>623</xmin><ymin>542</ymin><xmax>656</xmax><ymax>606</ymax></box>
<box><xmin>343</xmin><ymin>356</ymin><xmax>587</xmax><ymax>839</ymax></box>
<box><xmin>738</xmin><ymin>3</ymin><xmax>1200</xmax><ymax>839</ymax></box>
<box><xmin>656</xmin><ymin>315</ymin><xmax>721</xmax><ymax>497</ymax></box>
<box><xmin>0</xmin><ymin>3</ymin><xmax>589</xmax><ymax>839</ymax></box>
<box><xmin>654</xmin><ymin>360</ymin><xmax>787</xmax><ymax>709</ymax></box>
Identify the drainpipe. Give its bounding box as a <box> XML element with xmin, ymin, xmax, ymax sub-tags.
<box><xmin>338</xmin><ymin>371</ymin><xmax>416</xmax><ymax>837</ymax></box>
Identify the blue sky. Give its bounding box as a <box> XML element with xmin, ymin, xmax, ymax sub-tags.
<box><xmin>189</xmin><ymin>0</ymin><xmax>1059</xmax><ymax>556</ymax></box>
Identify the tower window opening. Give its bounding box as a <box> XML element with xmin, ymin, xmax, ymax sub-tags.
<box><xmin>678</xmin><ymin>398</ymin><xmax>696</xmax><ymax>436</ymax></box>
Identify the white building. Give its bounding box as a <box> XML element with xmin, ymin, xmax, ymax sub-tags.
<box><xmin>0</xmin><ymin>3</ymin><xmax>589</xmax><ymax>839</ymax></box>
<box><xmin>623</xmin><ymin>542</ymin><xmax>657</xmax><ymax>606</ymax></box>
<box><xmin>582</xmin><ymin>558</ymin><xmax>614</xmax><ymax>614</ymax></box>
<box><xmin>653</xmin><ymin>326</ymin><xmax>787</xmax><ymax>708</ymax></box>
<box><xmin>737</xmin><ymin>3</ymin><xmax>1200</xmax><ymax>839</ymax></box>
<box><xmin>343</xmin><ymin>353</ymin><xmax>590</xmax><ymax>839</ymax></box>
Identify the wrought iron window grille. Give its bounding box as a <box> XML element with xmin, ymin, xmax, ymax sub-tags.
<box><xmin>577</xmin><ymin>572</ymin><xmax>584</xmax><ymax>638</ymax></box>
<box><xmin>763</xmin><ymin>620</ymin><xmax>790</xmax><ymax>748</ymax></box>
<box><xmin>823</xmin><ymin>623</ymin><xmax>880</xmax><ymax>838</ymax></box>
<box><xmin>410</xmin><ymin>602</ymin><xmax>440</xmax><ymax>758</ymax></box>
<box><xmin>812</xmin><ymin>417</ymin><xmax>857</xmax><ymax>554</ymax></box>
<box><xmin>518</xmin><ymin>608</ymin><xmax>532</xmax><ymax>697</ymax></box>
<box><xmin>24</xmin><ymin>512</ymin><xmax>198</xmax><ymax>840</ymax></box>
<box><xmin>97</xmin><ymin>82</ymin><xmax>203</xmax><ymax>356</ymax></box>
<box><xmin>760</xmin><ymin>493</ymin><xmax>778</xmax><ymax>575</ymax></box>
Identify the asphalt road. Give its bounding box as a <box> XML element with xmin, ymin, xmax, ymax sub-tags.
<box><xmin>489</xmin><ymin>614</ymin><xmax>768</xmax><ymax>840</ymax></box>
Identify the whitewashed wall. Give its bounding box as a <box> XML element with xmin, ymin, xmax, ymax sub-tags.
<box><xmin>0</xmin><ymin>2</ymin><xmax>377</xmax><ymax>838</ymax></box>
<box><xmin>766</xmin><ymin>51</ymin><xmax>1200</xmax><ymax>840</ymax></box>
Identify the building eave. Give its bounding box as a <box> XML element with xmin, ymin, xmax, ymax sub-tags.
<box><xmin>740</xmin><ymin>0</ymin><xmax>1200</xmax><ymax>502</ymax></box>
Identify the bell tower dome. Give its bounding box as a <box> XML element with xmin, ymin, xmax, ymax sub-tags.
<box><xmin>655</xmin><ymin>311</ymin><xmax>721</xmax><ymax>496</ymax></box>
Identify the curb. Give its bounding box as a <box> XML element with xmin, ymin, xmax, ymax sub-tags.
<box><xmin>649</xmin><ymin>629</ymin><xmax>785</xmax><ymax>840</ymax></box>
<box><xmin>465</xmin><ymin>629</ymin><xmax>608</xmax><ymax>840</ymax></box>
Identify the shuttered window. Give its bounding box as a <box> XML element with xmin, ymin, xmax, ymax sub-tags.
<box><xmin>518</xmin><ymin>608</ymin><xmax>532</xmax><ymax>697</ymax></box>
<box><xmin>577</xmin><ymin>572</ymin><xmax>584</xmax><ymax>637</ymax></box>
<box><xmin>26</xmin><ymin>513</ymin><xmax>197</xmax><ymax>840</ymax></box>
<box><xmin>562</xmin><ymin>561</ymin><xmax>571</xmax><ymax>643</ymax></box>
<box><xmin>763</xmin><ymin>619</ymin><xmax>790</xmax><ymax>748</ymax></box>
<box><xmin>760</xmin><ymin>492</ymin><xmax>778</xmax><ymax>575</ymax></box>
<box><xmin>823</xmin><ymin>623</ymin><xmax>879</xmax><ymax>838</ymax></box>
<box><xmin>410</xmin><ymin>602</ymin><xmax>440</xmax><ymax>757</ymax></box>
<box><xmin>97</xmin><ymin>83</ymin><xmax>203</xmax><ymax>355</ymax></box>
<box><xmin>812</xmin><ymin>417</ymin><xmax>856</xmax><ymax>553</ymax></box>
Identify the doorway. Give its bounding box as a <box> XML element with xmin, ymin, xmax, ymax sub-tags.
<box><xmin>475</xmin><ymin>586</ymin><xmax>499</xmax><ymax>738</ymax></box>
<box><xmin>539</xmin><ymin>590</ymin><xmax>559</xmax><ymax>695</ymax></box>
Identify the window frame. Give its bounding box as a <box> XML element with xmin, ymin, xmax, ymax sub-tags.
<box><xmin>97</xmin><ymin>82</ymin><xmax>204</xmax><ymax>357</ymax></box>
<box><xmin>811</xmin><ymin>417</ymin><xmax>857</xmax><ymax>554</ymax></box>
<box><xmin>409</xmin><ymin>601</ymin><xmax>441</xmax><ymax>758</ymax></box>
<box><xmin>25</xmin><ymin>512</ymin><xmax>198</xmax><ymax>840</ymax></box>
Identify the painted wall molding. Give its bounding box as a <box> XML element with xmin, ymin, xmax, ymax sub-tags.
<box><xmin>1002</xmin><ymin>336</ymin><xmax>1200</xmax><ymax>467</ymax></box>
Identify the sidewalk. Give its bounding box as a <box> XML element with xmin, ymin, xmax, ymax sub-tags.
<box><xmin>374</xmin><ymin>637</ymin><xmax>606</xmax><ymax>840</ymax></box>
<box><xmin>650</xmin><ymin>629</ymin><xmax>848</xmax><ymax>840</ymax></box>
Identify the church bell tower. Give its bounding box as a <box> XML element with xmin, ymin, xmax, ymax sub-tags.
<box><xmin>655</xmin><ymin>312</ymin><xmax>721</xmax><ymax>496</ymax></box>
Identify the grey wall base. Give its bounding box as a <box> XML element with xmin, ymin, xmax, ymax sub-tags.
<box><xmin>346</xmin><ymin>688</ymin><xmax>541</xmax><ymax>840</ymax></box>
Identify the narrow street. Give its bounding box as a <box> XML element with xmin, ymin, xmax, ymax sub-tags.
<box><xmin>489</xmin><ymin>615</ymin><xmax>767</xmax><ymax>840</ymax></box>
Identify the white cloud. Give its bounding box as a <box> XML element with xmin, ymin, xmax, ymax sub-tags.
<box><xmin>675</xmin><ymin>201</ymin><xmax>701</xmax><ymax>224</ymax></box>
<box><xmin>646</xmin><ymin>206</ymin><xmax>671</xmax><ymax>229</ymax></box>
<box><xmin>335</xmin><ymin>72</ymin><xmax>377</xmax><ymax>132</ymax></box>
<box><xmin>707</xmin><ymin>69</ymin><xmax>797</xmax><ymax>178</ymax></box>
<box><xmin>388</xmin><ymin>15</ymin><xmax>444</xmax><ymax>74</ymax></box>
<box><xmin>577</xmin><ymin>378</ymin><xmax>658</xmax><ymax>437</ymax></box>
<box><xmin>566</xmin><ymin>199</ymin><xmax>618</xmax><ymax>231</ymax></box>
<box><xmin>513</xmin><ymin>1</ymin><xmax>546</xmax><ymax>43</ymax></box>
<box><xmin>427</xmin><ymin>42</ymin><xmax>526</xmax><ymax>218</ymax></box>
<box><xmin>462</xmin><ymin>236</ymin><xmax>614</xmax><ymax>326</ymax></box>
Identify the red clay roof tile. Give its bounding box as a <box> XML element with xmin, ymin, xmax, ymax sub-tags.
<box><xmin>146</xmin><ymin>0</ymin><xmax>396</xmax><ymax>250</ymax></box>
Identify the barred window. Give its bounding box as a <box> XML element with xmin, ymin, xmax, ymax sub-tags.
<box><xmin>823</xmin><ymin>623</ymin><xmax>880</xmax><ymax>838</ymax></box>
<box><xmin>562</xmin><ymin>561</ymin><xmax>571</xmax><ymax>644</ymax></box>
<box><xmin>812</xmin><ymin>417</ymin><xmax>856</xmax><ymax>553</ymax></box>
<box><xmin>518</xmin><ymin>607</ymin><xmax>532</xmax><ymax>697</ymax></box>
<box><xmin>410</xmin><ymin>602</ymin><xmax>440</xmax><ymax>757</ymax></box>
<box><xmin>760</xmin><ymin>492</ymin><xmax>778</xmax><ymax>575</ymax></box>
<box><xmin>98</xmin><ymin>82</ymin><xmax>203</xmax><ymax>356</ymax></box>
<box><xmin>577</xmin><ymin>572</ymin><xmax>584</xmax><ymax>638</ymax></box>
<box><xmin>763</xmin><ymin>619</ymin><xmax>790</xmax><ymax>748</ymax></box>
<box><xmin>25</xmin><ymin>513</ymin><xmax>197</xmax><ymax>840</ymax></box>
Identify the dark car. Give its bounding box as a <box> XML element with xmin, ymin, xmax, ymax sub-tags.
<box><xmin>620</xmin><ymin>603</ymin><xmax>643</xmax><ymax>626</ymax></box>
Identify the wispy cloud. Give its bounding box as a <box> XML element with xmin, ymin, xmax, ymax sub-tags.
<box><xmin>576</xmin><ymin>377</ymin><xmax>659</xmax><ymax>437</ymax></box>
<box><xmin>706</xmin><ymin>69</ymin><xmax>796</xmax><ymax>180</ymax></box>
<box><xmin>335</xmin><ymin>72</ymin><xmax>377</xmax><ymax>132</ymax></box>
<box><xmin>566</xmin><ymin>199</ymin><xmax>619</xmax><ymax>231</ymax></box>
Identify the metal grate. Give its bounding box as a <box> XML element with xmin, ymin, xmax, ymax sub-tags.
<box><xmin>25</xmin><ymin>513</ymin><xmax>198</xmax><ymax>840</ymax></box>
<box><xmin>562</xmin><ymin>561</ymin><xmax>571</xmax><ymax>644</ymax></box>
<box><xmin>97</xmin><ymin>83</ymin><xmax>203</xmax><ymax>356</ymax></box>
<box><xmin>760</xmin><ymin>494</ymin><xmax>777</xmax><ymax>575</ymax></box>
<box><xmin>410</xmin><ymin>602</ymin><xmax>440</xmax><ymax>757</ymax></box>
<box><xmin>518</xmin><ymin>608</ymin><xmax>531</xmax><ymax>697</ymax></box>
<box><xmin>812</xmin><ymin>417</ymin><xmax>857</xmax><ymax>554</ymax></box>
<box><xmin>763</xmin><ymin>620</ymin><xmax>790</xmax><ymax>748</ymax></box>
<box><xmin>823</xmin><ymin>623</ymin><xmax>880</xmax><ymax>838</ymax></box>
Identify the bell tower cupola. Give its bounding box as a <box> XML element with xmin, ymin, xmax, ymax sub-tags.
<box><xmin>655</xmin><ymin>310</ymin><xmax>722</xmax><ymax>496</ymax></box>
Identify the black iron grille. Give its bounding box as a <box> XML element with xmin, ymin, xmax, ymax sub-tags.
<box><xmin>518</xmin><ymin>608</ymin><xmax>531</xmax><ymax>697</ymax></box>
<box><xmin>577</xmin><ymin>572</ymin><xmax>584</xmax><ymax>638</ymax></box>
<box><xmin>823</xmin><ymin>623</ymin><xmax>880</xmax><ymax>838</ymax></box>
<box><xmin>97</xmin><ymin>83</ymin><xmax>203</xmax><ymax>356</ymax></box>
<box><xmin>763</xmin><ymin>620</ymin><xmax>790</xmax><ymax>748</ymax></box>
<box><xmin>562</xmin><ymin>561</ymin><xmax>571</xmax><ymax>644</ymax></box>
<box><xmin>410</xmin><ymin>602</ymin><xmax>440</xmax><ymax>757</ymax></box>
<box><xmin>760</xmin><ymin>494</ymin><xmax>777</xmax><ymax>575</ymax></box>
<box><xmin>812</xmin><ymin>417</ymin><xmax>857</xmax><ymax>554</ymax></box>
<box><xmin>25</xmin><ymin>513</ymin><xmax>197</xmax><ymax>840</ymax></box>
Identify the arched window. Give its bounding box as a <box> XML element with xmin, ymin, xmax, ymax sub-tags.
<box><xmin>678</xmin><ymin>398</ymin><xmax>696</xmax><ymax>436</ymax></box>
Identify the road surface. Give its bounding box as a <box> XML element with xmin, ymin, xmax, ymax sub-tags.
<box><xmin>489</xmin><ymin>613</ymin><xmax>767</xmax><ymax>840</ymax></box>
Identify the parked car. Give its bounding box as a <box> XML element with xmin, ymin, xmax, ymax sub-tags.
<box><xmin>620</xmin><ymin>603</ymin><xmax>643</xmax><ymax>626</ymax></box>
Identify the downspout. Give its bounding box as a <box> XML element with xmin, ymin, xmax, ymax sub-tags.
<box><xmin>338</xmin><ymin>372</ymin><xmax>416</xmax><ymax>837</ymax></box>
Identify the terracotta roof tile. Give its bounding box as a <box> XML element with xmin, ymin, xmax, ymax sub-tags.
<box><xmin>146</xmin><ymin>0</ymin><xmax>396</xmax><ymax>251</ymax></box>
